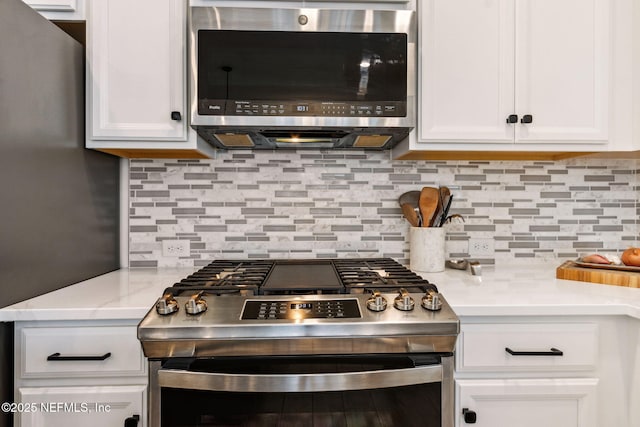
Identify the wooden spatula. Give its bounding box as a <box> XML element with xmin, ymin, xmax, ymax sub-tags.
<box><xmin>419</xmin><ymin>187</ymin><xmax>439</xmax><ymax>227</ymax></box>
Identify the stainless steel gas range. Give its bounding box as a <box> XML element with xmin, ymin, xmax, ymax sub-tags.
<box><xmin>138</xmin><ymin>258</ymin><xmax>460</xmax><ymax>427</ymax></box>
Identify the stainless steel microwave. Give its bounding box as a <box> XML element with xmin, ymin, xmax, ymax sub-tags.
<box><xmin>189</xmin><ymin>6</ymin><xmax>416</xmax><ymax>150</ymax></box>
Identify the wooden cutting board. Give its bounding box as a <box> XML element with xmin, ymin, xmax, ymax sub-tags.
<box><xmin>556</xmin><ymin>260</ymin><xmax>640</xmax><ymax>288</ymax></box>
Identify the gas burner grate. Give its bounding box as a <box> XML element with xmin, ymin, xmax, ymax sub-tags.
<box><xmin>163</xmin><ymin>258</ymin><xmax>438</xmax><ymax>297</ymax></box>
<box><xmin>333</xmin><ymin>258</ymin><xmax>439</xmax><ymax>294</ymax></box>
<box><xmin>166</xmin><ymin>260</ymin><xmax>274</xmax><ymax>296</ymax></box>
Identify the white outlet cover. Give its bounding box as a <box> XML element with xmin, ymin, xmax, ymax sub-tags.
<box><xmin>162</xmin><ymin>239</ymin><xmax>190</xmax><ymax>257</ymax></box>
<box><xmin>468</xmin><ymin>238</ymin><xmax>494</xmax><ymax>255</ymax></box>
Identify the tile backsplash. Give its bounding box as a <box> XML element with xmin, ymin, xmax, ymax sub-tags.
<box><xmin>129</xmin><ymin>151</ymin><xmax>639</xmax><ymax>267</ymax></box>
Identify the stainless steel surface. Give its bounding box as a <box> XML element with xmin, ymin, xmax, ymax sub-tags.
<box><xmin>446</xmin><ymin>259</ymin><xmax>469</xmax><ymax>270</ymax></box>
<box><xmin>441</xmin><ymin>355</ymin><xmax>455</xmax><ymax>427</ymax></box>
<box><xmin>148</xmin><ymin>360</ymin><xmax>161</xmax><ymax>427</ymax></box>
<box><xmin>189</xmin><ymin>7</ymin><xmax>416</xmax><ymax>148</ymax></box>
<box><xmin>366</xmin><ymin>291</ymin><xmax>388</xmax><ymax>312</ymax></box>
<box><xmin>422</xmin><ymin>292</ymin><xmax>443</xmax><ymax>311</ymax></box>
<box><xmin>470</xmin><ymin>261</ymin><xmax>482</xmax><ymax>276</ymax></box>
<box><xmin>156</xmin><ymin>293</ymin><xmax>178</xmax><ymax>315</ymax></box>
<box><xmin>158</xmin><ymin>364</ymin><xmax>443</xmax><ymax>393</ymax></box>
<box><xmin>139</xmin><ymin>292</ymin><xmax>459</xmax><ymax>358</ymax></box>
<box><xmin>0</xmin><ymin>0</ymin><xmax>119</xmax><ymax>308</ymax></box>
<box><xmin>393</xmin><ymin>288</ymin><xmax>415</xmax><ymax>311</ymax></box>
<box><xmin>148</xmin><ymin>356</ymin><xmax>455</xmax><ymax>427</ymax></box>
<box><xmin>185</xmin><ymin>292</ymin><xmax>207</xmax><ymax>315</ymax></box>
<box><xmin>141</xmin><ymin>335</ymin><xmax>458</xmax><ymax>359</ymax></box>
<box><xmin>143</xmin><ymin>257</ymin><xmax>459</xmax><ymax>426</ymax></box>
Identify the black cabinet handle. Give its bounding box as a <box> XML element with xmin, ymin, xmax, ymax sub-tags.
<box><xmin>170</xmin><ymin>111</ymin><xmax>182</xmax><ymax>121</ymax></box>
<box><xmin>47</xmin><ymin>352</ymin><xmax>112</xmax><ymax>361</ymax></box>
<box><xmin>462</xmin><ymin>408</ymin><xmax>477</xmax><ymax>424</ymax></box>
<box><xmin>505</xmin><ymin>347</ymin><xmax>563</xmax><ymax>356</ymax></box>
<box><xmin>506</xmin><ymin>114</ymin><xmax>518</xmax><ymax>124</ymax></box>
<box><xmin>124</xmin><ymin>415</ymin><xmax>140</xmax><ymax>427</ymax></box>
<box><xmin>520</xmin><ymin>114</ymin><xmax>533</xmax><ymax>124</ymax></box>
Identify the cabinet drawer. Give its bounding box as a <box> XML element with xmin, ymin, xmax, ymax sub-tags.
<box><xmin>19</xmin><ymin>325</ymin><xmax>145</xmax><ymax>379</ymax></box>
<box><xmin>457</xmin><ymin>323</ymin><xmax>598</xmax><ymax>372</ymax></box>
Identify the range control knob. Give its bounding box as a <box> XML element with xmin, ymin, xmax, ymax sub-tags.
<box><xmin>185</xmin><ymin>292</ymin><xmax>207</xmax><ymax>315</ymax></box>
<box><xmin>394</xmin><ymin>288</ymin><xmax>415</xmax><ymax>311</ymax></box>
<box><xmin>366</xmin><ymin>291</ymin><xmax>388</xmax><ymax>312</ymax></box>
<box><xmin>156</xmin><ymin>293</ymin><xmax>178</xmax><ymax>315</ymax></box>
<box><xmin>422</xmin><ymin>291</ymin><xmax>443</xmax><ymax>311</ymax></box>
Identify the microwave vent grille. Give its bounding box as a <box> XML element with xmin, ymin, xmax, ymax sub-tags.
<box><xmin>214</xmin><ymin>133</ymin><xmax>254</xmax><ymax>148</ymax></box>
<box><xmin>353</xmin><ymin>135</ymin><xmax>392</xmax><ymax>148</ymax></box>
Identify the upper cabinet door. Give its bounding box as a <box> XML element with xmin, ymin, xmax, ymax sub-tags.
<box><xmin>87</xmin><ymin>0</ymin><xmax>186</xmax><ymax>141</ymax></box>
<box><xmin>514</xmin><ymin>0</ymin><xmax>610</xmax><ymax>142</ymax></box>
<box><xmin>419</xmin><ymin>0</ymin><xmax>515</xmax><ymax>142</ymax></box>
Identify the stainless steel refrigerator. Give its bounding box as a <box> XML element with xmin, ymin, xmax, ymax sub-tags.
<box><xmin>0</xmin><ymin>1</ymin><xmax>120</xmax><ymax>425</ymax></box>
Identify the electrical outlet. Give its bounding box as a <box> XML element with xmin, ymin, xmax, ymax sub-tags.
<box><xmin>468</xmin><ymin>238</ymin><xmax>494</xmax><ymax>255</ymax></box>
<box><xmin>162</xmin><ymin>239</ymin><xmax>190</xmax><ymax>257</ymax></box>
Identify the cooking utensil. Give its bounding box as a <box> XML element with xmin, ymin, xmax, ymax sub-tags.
<box><xmin>401</xmin><ymin>203</ymin><xmax>420</xmax><ymax>227</ymax></box>
<box><xmin>418</xmin><ymin>187</ymin><xmax>439</xmax><ymax>227</ymax></box>
<box><xmin>439</xmin><ymin>194</ymin><xmax>454</xmax><ymax>227</ymax></box>
<box><xmin>398</xmin><ymin>190</ymin><xmax>421</xmax><ymax>208</ymax></box>
<box><xmin>414</xmin><ymin>207</ymin><xmax>423</xmax><ymax>227</ymax></box>
<box><xmin>442</xmin><ymin>213</ymin><xmax>464</xmax><ymax>225</ymax></box>
<box><xmin>432</xmin><ymin>186</ymin><xmax>450</xmax><ymax>227</ymax></box>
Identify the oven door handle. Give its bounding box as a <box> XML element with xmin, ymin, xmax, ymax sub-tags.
<box><xmin>158</xmin><ymin>365</ymin><xmax>443</xmax><ymax>393</ymax></box>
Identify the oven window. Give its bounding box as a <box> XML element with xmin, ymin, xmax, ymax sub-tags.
<box><xmin>197</xmin><ymin>31</ymin><xmax>407</xmax><ymax>104</ymax></box>
<box><xmin>161</xmin><ymin>383</ymin><xmax>440</xmax><ymax>427</ymax></box>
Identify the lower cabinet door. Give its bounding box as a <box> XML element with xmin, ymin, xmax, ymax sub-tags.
<box><xmin>456</xmin><ymin>378</ymin><xmax>598</xmax><ymax>427</ymax></box>
<box><xmin>17</xmin><ymin>385</ymin><xmax>145</xmax><ymax>427</ymax></box>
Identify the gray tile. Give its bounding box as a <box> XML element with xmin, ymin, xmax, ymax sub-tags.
<box><xmin>136</xmin><ymin>190</ymin><xmax>170</xmax><ymax>197</ymax></box>
<box><xmin>194</xmin><ymin>225</ymin><xmax>228</xmax><ymax>232</ymax></box>
<box><xmin>263</xmin><ymin>225</ymin><xmax>296</xmax><ymax>232</ymax></box>
<box><xmin>130</xmin><ymin>225</ymin><xmax>158</xmax><ymax>232</ymax></box>
<box><xmin>241</xmin><ymin>208</ymin><xmax>275</xmax><ymax>215</ymax></box>
<box><xmin>573</xmin><ymin>208</ymin><xmax>604</xmax><ymax>215</ymax></box>
<box><xmin>530</xmin><ymin>225</ymin><xmax>561</xmax><ymax>232</ymax></box>
<box><xmin>184</xmin><ymin>173</ymin><xmax>217</xmax><ymax>180</ymax></box>
<box><xmin>172</xmin><ymin>208</ymin><xmax>206</xmax><ymax>215</ymax></box>
<box><xmin>331</xmin><ymin>225</ymin><xmax>364</xmax><ymax>232</ymax></box>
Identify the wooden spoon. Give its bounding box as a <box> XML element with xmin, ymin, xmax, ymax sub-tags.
<box><xmin>419</xmin><ymin>187</ymin><xmax>439</xmax><ymax>227</ymax></box>
<box><xmin>401</xmin><ymin>203</ymin><xmax>420</xmax><ymax>227</ymax></box>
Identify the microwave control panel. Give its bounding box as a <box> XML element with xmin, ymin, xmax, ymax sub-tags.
<box><xmin>199</xmin><ymin>100</ymin><xmax>406</xmax><ymax>117</ymax></box>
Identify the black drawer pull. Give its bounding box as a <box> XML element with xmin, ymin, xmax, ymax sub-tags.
<box><xmin>47</xmin><ymin>352</ymin><xmax>112</xmax><ymax>361</ymax></box>
<box><xmin>124</xmin><ymin>414</ymin><xmax>140</xmax><ymax>427</ymax></box>
<box><xmin>520</xmin><ymin>114</ymin><xmax>533</xmax><ymax>124</ymax></box>
<box><xmin>462</xmin><ymin>408</ymin><xmax>477</xmax><ymax>423</ymax></box>
<box><xmin>505</xmin><ymin>347</ymin><xmax>563</xmax><ymax>356</ymax></box>
<box><xmin>506</xmin><ymin>114</ymin><xmax>518</xmax><ymax>124</ymax></box>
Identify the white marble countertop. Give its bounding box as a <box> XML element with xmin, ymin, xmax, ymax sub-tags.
<box><xmin>0</xmin><ymin>267</ymin><xmax>196</xmax><ymax>322</ymax></box>
<box><xmin>2</xmin><ymin>261</ymin><xmax>640</xmax><ymax>322</ymax></box>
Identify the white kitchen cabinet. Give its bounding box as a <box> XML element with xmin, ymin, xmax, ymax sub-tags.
<box><xmin>85</xmin><ymin>0</ymin><xmax>216</xmax><ymax>159</ymax></box>
<box><xmin>14</xmin><ymin>321</ymin><xmax>147</xmax><ymax>427</ymax></box>
<box><xmin>23</xmin><ymin>0</ymin><xmax>85</xmax><ymax>20</ymax></box>
<box><xmin>17</xmin><ymin>386</ymin><xmax>145</xmax><ymax>427</ymax></box>
<box><xmin>454</xmin><ymin>319</ymin><xmax>600</xmax><ymax>427</ymax></box>
<box><xmin>394</xmin><ymin>0</ymin><xmax>635</xmax><ymax>159</ymax></box>
<box><xmin>456</xmin><ymin>379</ymin><xmax>598</xmax><ymax>427</ymax></box>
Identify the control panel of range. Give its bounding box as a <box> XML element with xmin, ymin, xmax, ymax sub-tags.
<box><xmin>199</xmin><ymin>100</ymin><xmax>406</xmax><ymax>117</ymax></box>
<box><xmin>241</xmin><ymin>299</ymin><xmax>362</xmax><ymax>320</ymax></box>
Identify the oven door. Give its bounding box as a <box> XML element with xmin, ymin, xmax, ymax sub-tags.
<box><xmin>150</xmin><ymin>354</ymin><xmax>453</xmax><ymax>427</ymax></box>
